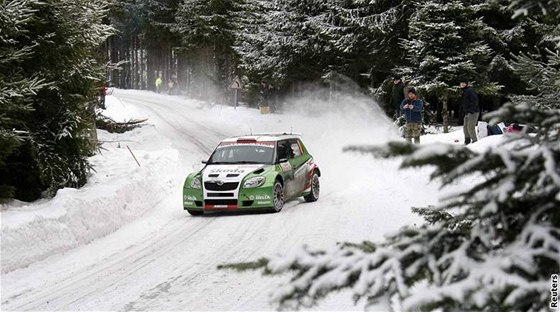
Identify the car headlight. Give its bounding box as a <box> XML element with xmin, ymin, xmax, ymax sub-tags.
<box><xmin>243</xmin><ymin>176</ymin><xmax>266</xmax><ymax>188</ymax></box>
<box><xmin>190</xmin><ymin>177</ymin><xmax>202</xmax><ymax>189</ymax></box>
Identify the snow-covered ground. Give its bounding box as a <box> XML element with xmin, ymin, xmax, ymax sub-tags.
<box><xmin>1</xmin><ymin>89</ymin><xmax>503</xmax><ymax>311</ymax></box>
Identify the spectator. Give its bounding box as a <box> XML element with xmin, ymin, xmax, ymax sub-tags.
<box><xmin>389</xmin><ymin>77</ymin><xmax>405</xmax><ymax>119</ymax></box>
<box><xmin>167</xmin><ymin>79</ymin><xmax>175</xmax><ymax>94</ymax></box>
<box><xmin>460</xmin><ymin>79</ymin><xmax>480</xmax><ymax>144</ymax></box>
<box><xmin>400</xmin><ymin>87</ymin><xmax>424</xmax><ymax>144</ymax></box>
<box><xmin>155</xmin><ymin>76</ymin><xmax>163</xmax><ymax>93</ymax></box>
<box><xmin>99</xmin><ymin>82</ymin><xmax>107</xmax><ymax>109</ymax></box>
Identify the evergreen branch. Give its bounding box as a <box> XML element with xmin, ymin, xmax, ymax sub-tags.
<box><xmin>217</xmin><ymin>258</ymin><xmax>269</xmax><ymax>272</ymax></box>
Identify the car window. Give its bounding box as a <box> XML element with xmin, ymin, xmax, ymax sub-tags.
<box><xmin>276</xmin><ymin>140</ymin><xmax>293</xmax><ymax>162</ymax></box>
<box><xmin>289</xmin><ymin>140</ymin><xmax>302</xmax><ymax>158</ymax></box>
<box><xmin>210</xmin><ymin>144</ymin><xmax>274</xmax><ymax>164</ymax></box>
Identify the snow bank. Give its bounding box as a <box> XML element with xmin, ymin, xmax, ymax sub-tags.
<box><xmin>1</xmin><ymin>97</ymin><xmax>181</xmax><ymax>273</ymax></box>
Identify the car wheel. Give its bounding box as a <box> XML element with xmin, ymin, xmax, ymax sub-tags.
<box><xmin>304</xmin><ymin>171</ymin><xmax>320</xmax><ymax>202</ymax></box>
<box><xmin>187</xmin><ymin>209</ymin><xmax>204</xmax><ymax>216</ymax></box>
<box><xmin>271</xmin><ymin>181</ymin><xmax>284</xmax><ymax>212</ymax></box>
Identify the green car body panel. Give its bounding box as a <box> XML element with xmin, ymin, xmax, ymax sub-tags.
<box><xmin>182</xmin><ymin>133</ymin><xmax>320</xmax><ymax>214</ymax></box>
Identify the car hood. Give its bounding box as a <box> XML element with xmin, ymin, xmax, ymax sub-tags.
<box><xmin>202</xmin><ymin>164</ymin><xmax>267</xmax><ymax>182</ymax></box>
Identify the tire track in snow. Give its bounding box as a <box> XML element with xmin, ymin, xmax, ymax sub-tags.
<box><xmin>5</xmin><ymin>215</ymin><xmax>217</xmax><ymax>311</ymax></box>
<box><xmin>117</xmin><ymin>95</ymin><xmax>219</xmax><ymax>156</ymax></box>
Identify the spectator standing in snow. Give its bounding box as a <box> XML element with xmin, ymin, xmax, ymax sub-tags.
<box><xmin>260</xmin><ymin>82</ymin><xmax>270</xmax><ymax>106</ymax></box>
<box><xmin>460</xmin><ymin>79</ymin><xmax>480</xmax><ymax>144</ymax></box>
<box><xmin>389</xmin><ymin>77</ymin><xmax>405</xmax><ymax>119</ymax></box>
<box><xmin>99</xmin><ymin>82</ymin><xmax>107</xmax><ymax>109</ymax></box>
<box><xmin>155</xmin><ymin>76</ymin><xmax>163</xmax><ymax>93</ymax></box>
<box><xmin>400</xmin><ymin>87</ymin><xmax>424</xmax><ymax>144</ymax></box>
<box><xmin>167</xmin><ymin>79</ymin><xmax>175</xmax><ymax>94</ymax></box>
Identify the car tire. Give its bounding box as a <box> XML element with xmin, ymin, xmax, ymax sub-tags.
<box><xmin>271</xmin><ymin>181</ymin><xmax>284</xmax><ymax>212</ymax></box>
<box><xmin>304</xmin><ymin>171</ymin><xmax>320</xmax><ymax>202</ymax></box>
<box><xmin>187</xmin><ymin>209</ymin><xmax>204</xmax><ymax>216</ymax></box>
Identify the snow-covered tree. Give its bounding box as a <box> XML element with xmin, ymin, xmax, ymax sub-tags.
<box><xmin>0</xmin><ymin>0</ymin><xmax>113</xmax><ymax>201</ymax></box>
<box><xmin>509</xmin><ymin>0</ymin><xmax>560</xmax><ymax>19</ymax></box>
<box><xmin>234</xmin><ymin>0</ymin><xmax>329</xmax><ymax>90</ymax></box>
<box><xmin>397</xmin><ymin>0</ymin><xmax>501</xmax><ymax>132</ymax></box>
<box><xmin>507</xmin><ymin>0</ymin><xmax>559</xmax><ymax>109</ymax></box>
<box><xmin>235</xmin><ymin>0</ymin><xmax>412</xmax><ymax>94</ymax></box>
<box><xmin>478</xmin><ymin>0</ymin><xmax>558</xmax><ymax>105</ymax></box>
<box><xmin>172</xmin><ymin>0</ymin><xmax>238</xmax><ymax>98</ymax></box>
<box><xmin>325</xmin><ymin>0</ymin><xmax>411</xmax><ymax>86</ymax></box>
<box><xmin>0</xmin><ymin>0</ymin><xmax>46</xmax><ymax>199</ymax></box>
<box><xmin>221</xmin><ymin>2</ymin><xmax>560</xmax><ymax>311</ymax></box>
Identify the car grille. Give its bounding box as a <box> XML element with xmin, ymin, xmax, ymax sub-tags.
<box><xmin>204</xmin><ymin>181</ymin><xmax>239</xmax><ymax>191</ymax></box>
<box><xmin>206</xmin><ymin>193</ymin><xmax>234</xmax><ymax>197</ymax></box>
<box><xmin>205</xmin><ymin>199</ymin><xmax>238</xmax><ymax>206</ymax></box>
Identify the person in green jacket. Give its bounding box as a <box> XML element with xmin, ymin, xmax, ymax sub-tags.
<box><xmin>389</xmin><ymin>77</ymin><xmax>405</xmax><ymax>119</ymax></box>
<box><xmin>155</xmin><ymin>76</ymin><xmax>163</xmax><ymax>93</ymax></box>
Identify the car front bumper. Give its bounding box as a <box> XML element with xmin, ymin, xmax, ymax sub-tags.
<box><xmin>183</xmin><ymin>185</ymin><xmax>274</xmax><ymax>212</ymax></box>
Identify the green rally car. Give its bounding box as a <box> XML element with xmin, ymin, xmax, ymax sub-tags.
<box><xmin>183</xmin><ymin>133</ymin><xmax>321</xmax><ymax>215</ymax></box>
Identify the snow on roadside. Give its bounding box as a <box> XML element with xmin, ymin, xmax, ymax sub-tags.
<box><xmin>1</xmin><ymin>96</ymin><xmax>181</xmax><ymax>273</ymax></box>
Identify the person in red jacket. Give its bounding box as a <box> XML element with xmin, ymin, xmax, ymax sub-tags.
<box><xmin>99</xmin><ymin>82</ymin><xmax>107</xmax><ymax>109</ymax></box>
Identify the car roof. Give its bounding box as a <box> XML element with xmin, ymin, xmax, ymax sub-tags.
<box><xmin>221</xmin><ymin>133</ymin><xmax>302</xmax><ymax>143</ymax></box>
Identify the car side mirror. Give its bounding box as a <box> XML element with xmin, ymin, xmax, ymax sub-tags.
<box><xmin>201</xmin><ymin>160</ymin><xmax>207</xmax><ymax>164</ymax></box>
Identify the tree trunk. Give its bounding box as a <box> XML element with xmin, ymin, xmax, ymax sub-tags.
<box><xmin>442</xmin><ymin>95</ymin><xmax>449</xmax><ymax>133</ymax></box>
<box><xmin>140</xmin><ymin>42</ymin><xmax>145</xmax><ymax>90</ymax></box>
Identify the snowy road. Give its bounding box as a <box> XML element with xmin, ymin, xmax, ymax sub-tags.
<box><xmin>2</xmin><ymin>90</ymin><xmax>438</xmax><ymax>311</ymax></box>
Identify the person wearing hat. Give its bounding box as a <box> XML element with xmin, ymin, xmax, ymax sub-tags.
<box><xmin>400</xmin><ymin>87</ymin><xmax>424</xmax><ymax>144</ymax></box>
<box><xmin>389</xmin><ymin>77</ymin><xmax>405</xmax><ymax>119</ymax></box>
<box><xmin>460</xmin><ymin>79</ymin><xmax>480</xmax><ymax>144</ymax></box>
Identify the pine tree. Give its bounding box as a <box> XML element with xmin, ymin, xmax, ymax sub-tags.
<box><xmin>397</xmin><ymin>0</ymin><xmax>501</xmax><ymax>132</ymax></box>
<box><xmin>0</xmin><ymin>0</ymin><xmax>113</xmax><ymax>201</ymax></box>
<box><xmin>220</xmin><ymin>2</ymin><xmax>560</xmax><ymax>311</ymax></box>
<box><xmin>0</xmin><ymin>0</ymin><xmax>47</xmax><ymax>199</ymax></box>
<box><xmin>479</xmin><ymin>0</ymin><xmax>557</xmax><ymax>107</ymax></box>
<box><xmin>234</xmin><ymin>0</ymin><xmax>329</xmax><ymax>91</ymax></box>
<box><xmin>325</xmin><ymin>0</ymin><xmax>412</xmax><ymax>86</ymax></box>
<box><xmin>172</xmin><ymin>0</ymin><xmax>237</xmax><ymax>99</ymax></box>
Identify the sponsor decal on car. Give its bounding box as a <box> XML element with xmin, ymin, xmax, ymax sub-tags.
<box><xmin>256</xmin><ymin>201</ymin><xmax>272</xmax><ymax>205</ymax></box>
<box><xmin>280</xmin><ymin>162</ymin><xmax>292</xmax><ymax>172</ymax></box>
<box><xmin>249</xmin><ymin>194</ymin><xmax>271</xmax><ymax>200</ymax></box>
<box><xmin>218</xmin><ymin>141</ymin><xmax>275</xmax><ymax>148</ymax></box>
<box><xmin>184</xmin><ymin>195</ymin><xmax>196</xmax><ymax>201</ymax></box>
<box><xmin>209</xmin><ymin>168</ymin><xmax>246</xmax><ymax>174</ymax></box>
<box><xmin>204</xmin><ymin>204</ymin><xmax>238</xmax><ymax>210</ymax></box>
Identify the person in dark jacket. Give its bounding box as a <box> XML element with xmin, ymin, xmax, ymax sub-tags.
<box><xmin>400</xmin><ymin>87</ymin><xmax>424</xmax><ymax>144</ymax></box>
<box><xmin>389</xmin><ymin>77</ymin><xmax>405</xmax><ymax>119</ymax></box>
<box><xmin>460</xmin><ymin>80</ymin><xmax>480</xmax><ymax>144</ymax></box>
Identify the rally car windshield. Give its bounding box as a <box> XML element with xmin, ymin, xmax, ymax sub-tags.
<box><xmin>208</xmin><ymin>145</ymin><xmax>274</xmax><ymax>165</ymax></box>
